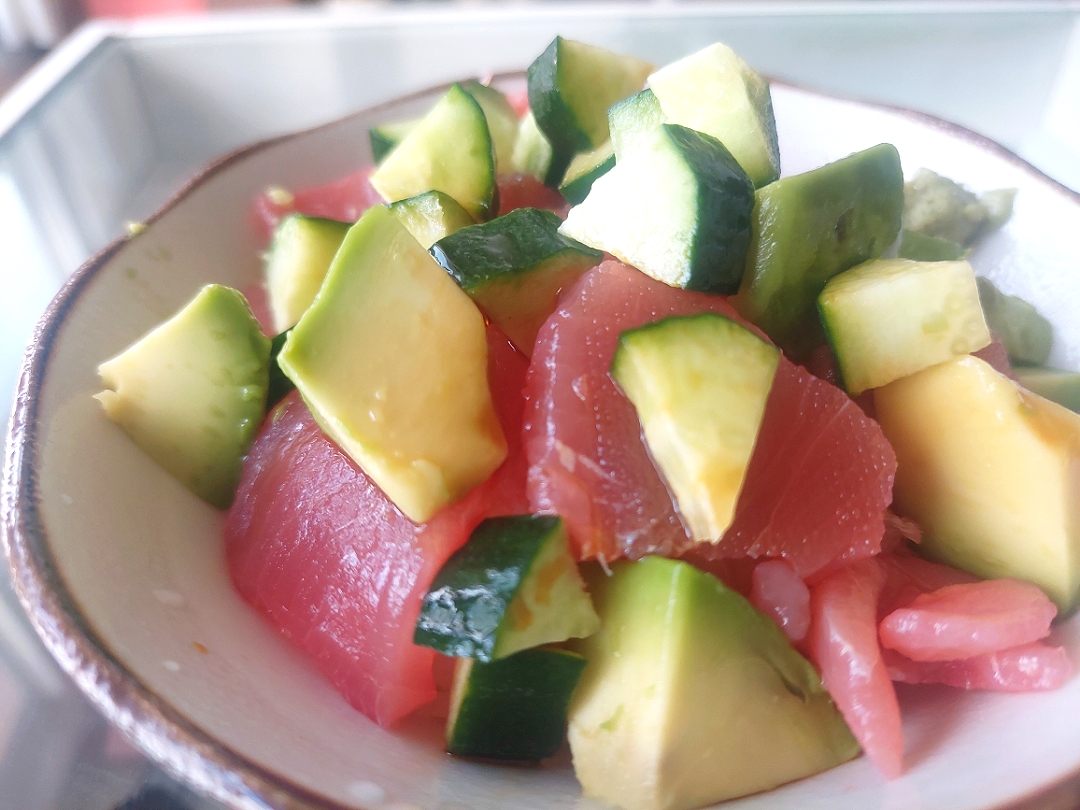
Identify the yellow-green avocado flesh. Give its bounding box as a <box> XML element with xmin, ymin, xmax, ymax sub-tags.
<box><xmin>569</xmin><ymin>557</ymin><xmax>858</xmax><ymax>810</ymax></box>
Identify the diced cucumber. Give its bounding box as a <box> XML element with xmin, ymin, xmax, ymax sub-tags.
<box><xmin>608</xmin><ymin>88</ymin><xmax>665</xmax><ymax>160</ymax></box>
<box><xmin>648</xmin><ymin>42</ymin><xmax>780</xmax><ymax>187</ymax></box>
<box><xmin>264</xmin><ymin>214</ymin><xmax>350</xmax><ymax>333</ymax></box>
<box><xmin>431</xmin><ymin>208</ymin><xmax>603</xmax><ymax>356</ymax></box>
<box><xmin>266</xmin><ymin>328</ymin><xmax>294</xmax><ymax>411</ymax></box>
<box><xmin>279</xmin><ymin>206</ymin><xmax>506</xmax><ymax>524</ymax></box>
<box><xmin>896</xmin><ymin>229</ymin><xmax>965</xmax><ymax>262</ymax></box>
<box><xmin>369</xmin><ymin>119</ymin><xmax>417</xmax><ymax>165</ymax></box>
<box><xmin>95</xmin><ymin>285</ymin><xmax>270</xmax><ymax>509</ymax></box>
<box><xmin>388</xmin><ymin>190</ymin><xmax>475</xmax><ymax>249</ymax></box>
<box><xmin>415</xmin><ymin>515</ymin><xmax>600</xmax><ymax>661</ymax></box>
<box><xmin>461</xmin><ymin>80</ymin><xmax>520</xmax><ymax>174</ymax></box>
<box><xmin>976</xmin><ymin>277</ymin><xmax>1053</xmax><ymax>367</ymax></box>
<box><xmin>735</xmin><ymin>143</ymin><xmax>904</xmax><ymax>358</ymax></box>
<box><xmin>611</xmin><ymin>314</ymin><xmax>779</xmax><ymax>543</ymax></box>
<box><xmin>447</xmin><ymin>647</ymin><xmax>586</xmax><ymax>761</ymax></box>
<box><xmin>1015</xmin><ymin>368</ymin><xmax>1080</xmax><ymax>414</ymax></box>
<box><xmin>528</xmin><ymin>37</ymin><xmax>653</xmax><ymax>186</ymax></box>
<box><xmin>370</xmin><ymin>84</ymin><xmax>497</xmax><ymax>221</ymax></box>
<box><xmin>560</xmin><ymin>124</ymin><xmax>754</xmax><ymax>294</ymax></box>
<box><xmin>559</xmin><ymin>141</ymin><xmax>615</xmax><ymax>205</ymax></box>
<box><xmin>819</xmin><ymin>258</ymin><xmax>990</xmax><ymax>395</ymax></box>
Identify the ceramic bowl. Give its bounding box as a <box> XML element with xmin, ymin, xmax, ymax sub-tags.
<box><xmin>5</xmin><ymin>74</ymin><xmax>1080</xmax><ymax>810</ymax></box>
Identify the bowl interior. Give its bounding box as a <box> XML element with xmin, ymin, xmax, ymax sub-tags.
<box><xmin>8</xmin><ymin>78</ymin><xmax>1080</xmax><ymax>810</ymax></box>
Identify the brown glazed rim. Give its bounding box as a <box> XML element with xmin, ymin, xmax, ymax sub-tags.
<box><xmin>4</xmin><ymin>74</ymin><xmax>1080</xmax><ymax>810</ymax></box>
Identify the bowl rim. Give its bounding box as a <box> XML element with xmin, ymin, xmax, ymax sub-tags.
<box><xmin>3</xmin><ymin>73</ymin><xmax>1080</xmax><ymax>810</ymax></box>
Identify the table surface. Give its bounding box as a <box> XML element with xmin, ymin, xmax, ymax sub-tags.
<box><xmin>2</xmin><ymin>4</ymin><xmax>1080</xmax><ymax>808</ymax></box>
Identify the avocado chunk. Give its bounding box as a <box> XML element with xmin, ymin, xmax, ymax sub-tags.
<box><xmin>388</xmin><ymin>190</ymin><xmax>475</xmax><ymax>249</ymax></box>
<box><xmin>903</xmin><ymin>168</ymin><xmax>1015</xmax><ymax>246</ymax></box>
<box><xmin>1015</xmin><ymin>367</ymin><xmax>1080</xmax><ymax>414</ymax></box>
<box><xmin>431</xmin><ymin>207</ymin><xmax>603</xmax><ymax>356</ymax></box>
<box><xmin>875</xmin><ymin>355</ymin><xmax>1080</xmax><ymax>611</ymax></box>
<box><xmin>415</xmin><ymin>515</ymin><xmax>600</xmax><ymax>661</ymax></box>
<box><xmin>611</xmin><ymin>314</ymin><xmax>779</xmax><ymax>543</ymax></box>
<box><xmin>819</xmin><ymin>258</ymin><xmax>990</xmax><ymax>394</ymax></box>
<box><xmin>976</xmin><ymin>277</ymin><xmax>1053</xmax><ymax>367</ymax></box>
<box><xmin>559</xmin><ymin>124</ymin><xmax>755</xmax><ymax>294</ymax></box>
<box><xmin>735</xmin><ymin>143</ymin><xmax>904</xmax><ymax>359</ymax></box>
<box><xmin>264</xmin><ymin>214</ymin><xmax>350</xmax><ymax>333</ymax></box>
<box><xmin>370</xmin><ymin>83</ymin><xmax>497</xmax><ymax>221</ymax></box>
<box><xmin>279</xmin><ymin>205</ymin><xmax>506</xmax><ymax>524</ymax></box>
<box><xmin>527</xmin><ymin>36</ymin><xmax>654</xmax><ymax>185</ymax></box>
<box><xmin>648</xmin><ymin>42</ymin><xmax>780</xmax><ymax>187</ymax></box>
<box><xmin>447</xmin><ymin>647</ymin><xmax>587</xmax><ymax>761</ymax></box>
<box><xmin>896</xmin><ymin>229</ymin><xmax>965</xmax><ymax>262</ymax></box>
<box><xmin>569</xmin><ymin>557</ymin><xmax>859</xmax><ymax>810</ymax></box>
<box><xmin>95</xmin><ymin>284</ymin><xmax>270</xmax><ymax>509</ymax></box>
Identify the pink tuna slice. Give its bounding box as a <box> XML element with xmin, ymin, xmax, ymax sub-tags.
<box><xmin>883</xmin><ymin>643</ymin><xmax>1072</xmax><ymax>692</ymax></box>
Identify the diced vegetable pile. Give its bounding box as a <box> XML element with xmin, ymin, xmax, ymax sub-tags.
<box><xmin>94</xmin><ymin>36</ymin><xmax>1080</xmax><ymax>810</ymax></box>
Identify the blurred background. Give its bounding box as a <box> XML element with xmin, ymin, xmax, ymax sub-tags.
<box><xmin>1</xmin><ymin>2</ymin><xmax>1080</xmax><ymax>809</ymax></box>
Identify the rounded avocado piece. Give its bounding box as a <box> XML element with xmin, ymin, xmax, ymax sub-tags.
<box><xmin>95</xmin><ymin>284</ymin><xmax>271</xmax><ymax>509</ymax></box>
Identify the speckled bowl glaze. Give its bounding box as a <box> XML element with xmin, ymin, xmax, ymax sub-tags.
<box><xmin>5</xmin><ymin>74</ymin><xmax>1080</xmax><ymax>810</ymax></box>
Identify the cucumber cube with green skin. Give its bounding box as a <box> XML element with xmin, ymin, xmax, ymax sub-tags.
<box><xmin>569</xmin><ymin>557</ymin><xmax>859</xmax><ymax>810</ymax></box>
<box><xmin>559</xmin><ymin>141</ymin><xmax>615</xmax><ymax>205</ymax></box>
<box><xmin>388</xmin><ymin>190</ymin><xmax>475</xmax><ymax>249</ymax></box>
<box><xmin>611</xmin><ymin>314</ymin><xmax>779</xmax><ymax>543</ymax></box>
<box><xmin>510</xmin><ymin>109</ymin><xmax>555</xmax><ymax>185</ymax></box>
<box><xmin>265</xmin><ymin>329</ymin><xmax>294</xmax><ymax>411</ymax></box>
<box><xmin>608</xmin><ymin>88</ymin><xmax>665</xmax><ymax>160</ymax></box>
<box><xmin>976</xmin><ymin>277</ymin><xmax>1053</xmax><ymax>367</ymax></box>
<box><xmin>461</xmin><ymin>80</ymin><xmax>520</xmax><ymax>174</ymax></box>
<box><xmin>819</xmin><ymin>258</ymin><xmax>991</xmax><ymax>395</ymax></box>
<box><xmin>432</xmin><ymin>207</ymin><xmax>603</xmax><ymax>355</ymax></box>
<box><xmin>415</xmin><ymin>515</ymin><xmax>600</xmax><ymax>661</ymax></box>
<box><xmin>648</xmin><ymin>42</ymin><xmax>780</xmax><ymax>188</ymax></box>
<box><xmin>370</xmin><ymin>84</ymin><xmax>497</xmax><ymax>221</ymax></box>
<box><xmin>264</xmin><ymin>214</ymin><xmax>350</xmax><ymax>333</ymax></box>
<box><xmin>560</xmin><ymin>124</ymin><xmax>755</xmax><ymax>295</ymax></box>
<box><xmin>735</xmin><ymin>143</ymin><xmax>904</xmax><ymax>359</ymax></box>
<box><xmin>1015</xmin><ymin>368</ymin><xmax>1080</xmax><ymax>414</ymax></box>
<box><xmin>279</xmin><ymin>206</ymin><xmax>507</xmax><ymax>524</ymax></box>
<box><xmin>896</xmin><ymin>229</ymin><xmax>965</xmax><ymax>262</ymax></box>
<box><xmin>95</xmin><ymin>284</ymin><xmax>270</xmax><ymax>510</ymax></box>
<box><xmin>528</xmin><ymin>37</ymin><xmax>654</xmax><ymax>186</ymax></box>
<box><xmin>447</xmin><ymin>647</ymin><xmax>587</xmax><ymax>761</ymax></box>
<box><xmin>369</xmin><ymin>119</ymin><xmax>417</xmax><ymax>164</ymax></box>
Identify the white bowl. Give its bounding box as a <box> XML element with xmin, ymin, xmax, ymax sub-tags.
<box><xmin>5</xmin><ymin>75</ymin><xmax>1080</xmax><ymax>810</ymax></box>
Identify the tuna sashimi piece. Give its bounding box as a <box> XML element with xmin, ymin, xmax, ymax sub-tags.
<box><xmin>710</xmin><ymin>361</ymin><xmax>896</xmax><ymax>580</ymax></box>
<box><xmin>877</xmin><ymin>552</ymin><xmax>981</xmax><ymax>619</ymax></box>
<box><xmin>251</xmin><ymin>168</ymin><xmax>383</xmax><ymax>243</ymax></box>
<box><xmin>809</xmin><ymin>559</ymin><xmax>904</xmax><ymax>779</ymax></box>
<box><xmin>750</xmin><ymin>559</ymin><xmax>811</xmax><ymax>644</ymax></box>
<box><xmin>879</xmin><ymin>579</ymin><xmax>1057</xmax><ymax>662</ymax></box>
<box><xmin>526</xmin><ymin>259</ymin><xmax>896</xmax><ymax>575</ymax></box>
<box><xmin>883</xmin><ymin>643</ymin><xmax>1072</xmax><ymax>692</ymax></box>
<box><xmin>496</xmin><ymin>174</ymin><xmax>569</xmax><ymax>218</ymax></box>
<box><xmin>226</xmin><ymin>325</ymin><xmax>529</xmax><ymax>728</ymax></box>
<box><xmin>525</xmin><ymin>260</ymin><xmax>742</xmax><ymax>560</ymax></box>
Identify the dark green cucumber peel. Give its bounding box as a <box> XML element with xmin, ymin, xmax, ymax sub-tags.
<box><xmin>430</xmin><ymin>208</ymin><xmax>603</xmax><ymax>353</ymax></box>
<box><xmin>560</xmin><ymin>148</ymin><xmax>616</xmax><ymax>205</ymax></box>
<box><xmin>736</xmin><ymin>143</ymin><xmax>904</xmax><ymax>358</ymax></box>
<box><xmin>672</xmin><ymin>125</ymin><xmax>756</xmax><ymax>294</ymax></box>
<box><xmin>266</xmin><ymin>329</ymin><xmax>294</xmax><ymax>411</ymax></box>
<box><xmin>415</xmin><ymin>514</ymin><xmax>593</xmax><ymax>661</ymax></box>
<box><xmin>527</xmin><ymin>38</ymin><xmax>590</xmax><ymax>186</ymax></box>
<box><xmin>431</xmin><ymin>208</ymin><xmax>602</xmax><ymax>289</ymax></box>
<box><xmin>447</xmin><ymin>647</ymin><xmax>586</xmax><ymax>761</ymax></box>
